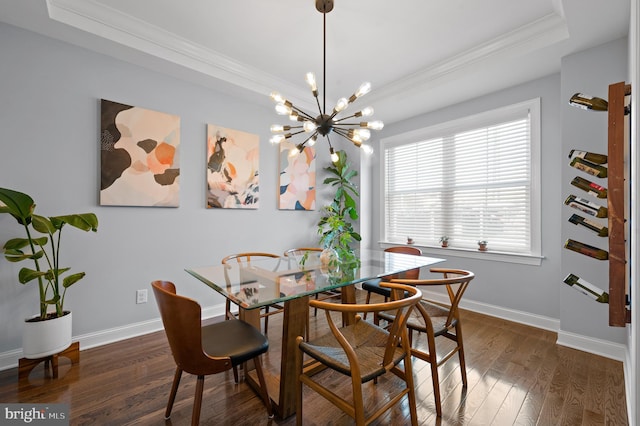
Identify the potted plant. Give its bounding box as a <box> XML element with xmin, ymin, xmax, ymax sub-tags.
<box><xmin>317</xmin><ymin>150</ymin><xmax>361</xmax><ymax>267</ymax></box>
<box><xmin>478</xmin><ymin>240</ymin><xmax>488</xmax><ymax>251</ymax></box>
<box><xmin>439</xmin><ymin>236</ymin><xmax>449</xmax><ymax>248</ymax></box>
<box><xmin>0</xmin><ymin>188</ymin><xmax>98</xmax><ymax>358</ymax></box>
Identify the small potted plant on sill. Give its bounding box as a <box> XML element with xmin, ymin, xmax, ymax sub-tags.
<box><xmin>0</xmin><ymin>187</ymin><xmax>98</xmax><ymax>359</ymax></box>
<box><xmin>477</xmin><ymin>240</ymin><xmax>488</xmax><ymax>251</ymax></box>
<box><xmin>439</xmin><ymin>236</ymin><xmax>449</xmax><ymax>248</ymax></box>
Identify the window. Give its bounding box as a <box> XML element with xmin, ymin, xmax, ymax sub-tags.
<box><xmin>382</xmin><ymin>99</ymin><xmax>541</xmax><ymax>260</ymax></box>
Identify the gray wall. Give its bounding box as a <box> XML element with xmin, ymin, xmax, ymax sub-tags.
<box><xmin>0</xmin><ymin>22</ymin><xmax>343</xmax><ymax>354</ymax></box>
<box><xmin>0</xmin><ymin>21</ymin><xmax>629</xmax><ymax>359</ymax></box>
<box><xmin>367</xmin><ymin>38</ymin><xmax>629</xmax><ymax>346</ymax></box>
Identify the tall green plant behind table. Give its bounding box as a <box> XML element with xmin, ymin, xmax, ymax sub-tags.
<box><xmin>318</xmin><ymin>150</ymin><xmax>361</xmax><ymax>264</ymax></box>
<box><xmin>0</xmin><ymin>188</ymin><xmax>98</xmax><ymax>320</ymax></box>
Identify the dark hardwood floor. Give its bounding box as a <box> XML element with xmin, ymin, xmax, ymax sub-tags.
<box><xmin>0</xmin><ymin>290</ymin><xmax>628</xmax><ymax>425</ymax></box>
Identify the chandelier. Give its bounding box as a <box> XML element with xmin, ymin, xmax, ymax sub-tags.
<box><xmin>269</xmin><ymin>0</ymin><xmax>384</xmax><ymax>162</ymax></box>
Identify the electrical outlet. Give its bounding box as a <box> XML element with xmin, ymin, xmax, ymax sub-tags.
<box><xmin>136</xmin><ymin>289</ymin><xmax>148</xmax><ymax>304</ymax></box>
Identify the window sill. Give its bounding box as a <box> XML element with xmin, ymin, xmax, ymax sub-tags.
<box><xmin>378</xmin><ymin>242</ymin><xmax>544</xmax><ymax>266</ymax></box>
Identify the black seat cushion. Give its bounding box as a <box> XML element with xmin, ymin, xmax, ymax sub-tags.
<box><xmin>361</xmin><ymin>278</ymin><xmax>391</xmax><ymax>297</ymax></box>
<box><xmin>202</xmin><ymin>319</ymin><xmax>269</xmax><ymax>366</ymax></box>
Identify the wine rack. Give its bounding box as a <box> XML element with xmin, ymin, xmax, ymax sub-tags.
<box><xmin>607</xmin><ymin>81</ymin><xmax>631</xmax><ymax>326</ymax></box>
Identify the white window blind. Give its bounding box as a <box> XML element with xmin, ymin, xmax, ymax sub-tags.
<box><xmin>383</xmin><ymin>99</ymin><xmax>540</xmax><ymax>255</ymax></box>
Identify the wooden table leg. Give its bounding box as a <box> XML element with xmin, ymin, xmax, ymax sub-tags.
<box><xmin>341</xmin><ymin>284</ymin><xmax>357</xmax><ymax>325</ymax></box>
<box><xmin>278</xmin><ymin>295</ymin><xmax>309</xmax><ymax>419</ymax></box>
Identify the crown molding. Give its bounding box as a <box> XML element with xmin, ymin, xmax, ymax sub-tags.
<box><xmin>45</xmin><ymin>0</ymin><xmax>313</xmax><ymax>108</ymax></box>
<box><xmin>367</xmin><ymin>12</ymin><xmax>569</xmax><ymax>105</ymax></box>
<box><xmin>45</xmin><ymin>0</ymin><xmax>567</xmax><ymax>116</ymax></box>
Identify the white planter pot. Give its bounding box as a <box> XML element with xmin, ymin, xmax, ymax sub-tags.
<box><xmin>23</xmin><ymin>311</ymin><xmax>72</xmax><ymax>359</ymax></box>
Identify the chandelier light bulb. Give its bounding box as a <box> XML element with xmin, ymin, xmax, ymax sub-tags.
<box><xmin>270</xmin><ymin>134</ymin><xmax>285</xmax><ymax>144</ymax></box>
<box><xmin>270</xmin><ymin>124</ymin><xmax>289</xmax><ymax>133</ymax></box>
<box><xmin>308</xmin><ymin>134</ymin><xmax>318</xmax><ymax>146</ymax></box>
<box><xmin>270</xmin><ymin>91</ymin><xmax>286</xmax><ymax>104</ymax></box>
<box><xmin>360</xmin><ymin>106</ymin><xmax>374</xmax><ymax>117</ymax></box>
<box><xmin>275</xmin><ymin>103</ymin><xmax>292</xmax><ymax>115</ymax></box>
<box><xmin>365</xmin><ymin>120</ymin><xmax>384</xmax><ymax>130</ymax></box>
<box><xmin>361</xmin><ymin>144</ymin><xmax>374</xmax><ymax>155</ymax></box>
<box><xmin>355</xmin><ymin>82</ymin><xmax>371</xmax><ymax>98</ymax></box>
<box><xmin>289</xmin><ymin>146</ymin><xmax>300</xmax><ymax>157</ymax></box>
<box><xmin>305</xmin><ymin>72</ymin><xmax>318</xmax><ymax>93</ymax></box>
<box><xmin>333</xmin><ymin>97</ymin><xmax>349</xmax><ymax>113</ymax></box>
<box><xmin>330</xmin><ymin>148</ymin><xmax>339</xmax><ymax>163</ymax></box>
<box><xmin>303</xmin><ymin>121</ymin><xmax>318</xmax><ymax>132</ymax></box>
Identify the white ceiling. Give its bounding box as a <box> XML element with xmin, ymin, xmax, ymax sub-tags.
<box><xmin>0</xmin><ymin>0</ymin><xmax>631</xmax><ymax>123</ymax></box>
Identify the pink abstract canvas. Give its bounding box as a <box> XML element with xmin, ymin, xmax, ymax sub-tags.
<box><xmin>278</xmin><ymin>141</ymin><xmax>316</xmax><ymax>210</ymax></box>
<box><xmin>207</xmin><ymin>124</ymin><xmax>259</xmax><ymax>209</ymax></box>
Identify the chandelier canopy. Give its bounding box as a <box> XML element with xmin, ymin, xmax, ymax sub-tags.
<box><xmin>269</xmin><ymin>0</ymin><xmax>383</xmax><ymax>162</ymax></box>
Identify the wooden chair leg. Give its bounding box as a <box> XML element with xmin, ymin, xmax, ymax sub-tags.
<box><xmin>426</xmin><ymin>335</ymin><xmax>442</xmax><ymax>417</ymax></box>
<box><xmin>403</xmin><ymin>351</ymin><xmax>419</xmax><ymax>426</ymax></box>
<box><xmin>351</xmin><ymin>376</ymin><xmax>365</xmax><ymax>426</ymax></box>
<box><xmin>264</xmin><ymin>306</ymin><xmax>269</xmax><ymax>333</ymax></box>
<box><xmin>192</xmin><ymin>376</ymin><xmax>205</xmax><ymax>426</ymax></box>
<box><xmin>253</xmin><ymin>356</ymin><xmax>274</xmax><ymax>418</ymax></box>
<box><xmin>456</xmin><ymin>323</ymin><xmax>468</xmax><ymax>387</ymax></box>
<box><xmin>232</xmin><ymin>365</ymin><xmax>239</xmax><ymax>383</ymax></box>
<box><xmin>165</xmin><ymin>367</ymin><xmax>182</xmax><ymax>419</ymax></box>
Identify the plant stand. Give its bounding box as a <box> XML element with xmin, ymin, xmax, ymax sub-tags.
<box><xmin>18</xmin><ymin>341</ymin><xmax>79</xmax><ymax>381</ymax></box>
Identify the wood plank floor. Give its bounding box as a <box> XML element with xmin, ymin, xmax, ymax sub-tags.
<box><xmin>0</xmin><ymin>290</ymin><xmax>628</xmax><ymax>425</ymax></box>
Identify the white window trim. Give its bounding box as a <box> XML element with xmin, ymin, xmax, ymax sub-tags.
<box><xmin>379</xmin><ymin>98</ymin><xmax>542</xmax><ymax>265</ymax></box>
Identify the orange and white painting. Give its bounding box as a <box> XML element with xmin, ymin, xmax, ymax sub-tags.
<box><xmin>278</xmin><ymin>141</ymin><xmax>316</xmax><ymax>210</ymax></box>
<box><xmin>100</xmin><ymin>99</ymin><xmax>180</xmax><ymax>207</ymax></box>
<box><xmin>207</xmin><ymin>124</ymin><xmax>259</xmax><ymax>209</ymax></box>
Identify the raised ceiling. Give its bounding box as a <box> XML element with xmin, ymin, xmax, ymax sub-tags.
<box><xmin>0</xmin><ymin>0</ymin><xmax>630</xmax><ymax>123</ymax></box>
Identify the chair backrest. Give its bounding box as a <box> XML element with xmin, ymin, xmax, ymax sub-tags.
<box><xmin>385</xmin><ymin>246</ymin><xmax>422</xmax><ymax>280</ymax></box>
<box><xmin>151</xmin><ymin>280</ymin><xmax>230</xmax><ymax>375</ymax></box>
<box><xmin>309</xmin><ymin>282</ymin><xmax>422</xmax><ymax>369</ymax></box>
<box><xmin>391</xmin><ymin>268</ymin><xmax>474</xmax><ymax>328</ymax></box>
<box><xmin>283</xmin><ymin>247</ymin><xmax>322</xmax><ymax>257</ymax></box>
<box><xmin>221</xmin><ymin>252</ymin><xmax>281</xmax><ymax>265</ymax></box>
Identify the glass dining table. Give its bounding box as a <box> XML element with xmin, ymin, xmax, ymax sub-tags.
<box><xmin>186</xmin><ymin>248</ymin><xmax>445</xmax><ymax>419</ymax></box>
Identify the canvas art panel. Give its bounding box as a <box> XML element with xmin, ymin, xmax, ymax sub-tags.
<box><xmin>100</xmin><ymin>99</ymin><xmax>180</xmax><ymax>207</ymax></box>
<box><xmin>207</xmin><ymin>124</ymin><xmax>259</xmax><ymax>209</ymax></box>
<box><xmin>278</xmin><ymin>141</ymin><xmax>316</xmax><ymax>210</ymax></box>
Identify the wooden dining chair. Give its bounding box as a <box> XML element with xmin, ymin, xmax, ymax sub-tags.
<box><xmin>378</xmin><ymin>268</ymin><xmax>475</xmax><ymax>417</ymax></box>
<box><xmin>295</xmin><ymin>282</ymin><xmax>422</xmax><ymax>426</ymax></box>
<box><xmin>151</xmin><ymin>280</ymin><xmax>273</xmax><ymax>425</ymax></box>
<box><xmin>221</xmin><ymin>252</ymin><xmax>283</xmax><ymax>334</ymax></box>
<box><xmin>361</xmin><ymin>245</ymin><xmax>422</xmax><ymax>320</ymax></box>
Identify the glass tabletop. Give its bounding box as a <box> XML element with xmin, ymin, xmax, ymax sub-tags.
<box><xmin>186</xmin><ymin>249</ymin><xmax>445</xmax><ymax>310</ymax></box>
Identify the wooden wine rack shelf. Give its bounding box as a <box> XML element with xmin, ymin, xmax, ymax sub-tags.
<box><xmin>607</xmin><ymin>81</ymin><xmax>631</xmax><ymax>326</ymax></box>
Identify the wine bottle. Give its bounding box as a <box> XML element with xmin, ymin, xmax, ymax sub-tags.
<box><xmin>568</xmin><ymin>214</ymin><xmax>608</xmax><ymax>236</ymax></box>
<box><xmin>570</xmin><ymin>176</ymin><xmax>607</xmax><ymax>198</ymax></box>
<box><xmin>563</xmin><ymin>273</ymin><xmax>609</xmax><ymax>303</ymax></box>
<box><xmin>569</xmin><ymin>157</ymin><xmax>607</xmax><ymax>178</ymax></box>
<box><xmin>564</xmin><ymin>194</ymin><xmax>607</xmax><ymax>218</ymax></box>
<box><xmin>564</xmin><ymin>239</ymin><xmax>608</xmax><ymax>260</ymax></box>
<box><xmin>569</xmin><ymin>93</ymin><xmax>608</xmax><ymax>111</ymax></box>
<box><xmin>568</xmin><ymin>150</ymin><xmax>607</xmax><ymax>164</ymax></box>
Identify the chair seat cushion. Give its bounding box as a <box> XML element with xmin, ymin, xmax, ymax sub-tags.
<box><xmin>299</xmin><ymin>320</ymin><xmax>406</xmax><ymax>383</ymax></box>
<box><xmin>202</xmin><ymin>319</ymin><xmax>269</xmax><ymax>366</ymax></box>
<box><xmin>361</xmin><ymin>279</ymin><xmax>391</xmax><ymax>297</ymax></box>
<box><xmin>378</xmin><ymin>300</ymin><xmax>457</xmax><ymax>337</ymax></box>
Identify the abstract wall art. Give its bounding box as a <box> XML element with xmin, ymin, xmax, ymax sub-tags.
<box><xmin>278</xmin><ymin>141</ymin><xmax>316</xmax><ymax>210</ymax></box>
<box><xmin>207</xmin><ymin>124</ymin><xmax>259</xmax><ymax>209</ymax></box>
<box><xmin>100</xmin><ymin>99</ymin><xmax>180</xmax><ymax>207</ymax></box>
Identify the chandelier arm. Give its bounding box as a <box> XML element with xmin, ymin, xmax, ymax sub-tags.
<box><xmin>333</xmin><ymin>122</ymin><xmax>362</xmax><ymax>127</ymax></box>
<box><xmin>333</xmin><ymin>114</ymin><xmax>358</xmax><ymax>122</ymax></box>
<box><xmin>301</xmin><ymin>131</ymin><xmax>318</xmax><ymax>146</ymax></box>
<box><xmin>289</xmin><ymin>105</ymin><xmax>316</xmax><ymax>121</ymax></box>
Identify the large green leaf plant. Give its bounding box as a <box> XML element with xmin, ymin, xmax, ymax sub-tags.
<box><xmin>0</xmin><ymin>188</ymin><xmax>98</xmax><ymax>320</ymax></box>
<box><xmin>317</xmin><ymin>150</ymin><xmax>361</xmax><ymax>266</ymax></box>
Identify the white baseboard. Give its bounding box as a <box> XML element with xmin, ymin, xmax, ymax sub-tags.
<box><xmin>421</xmin><ymin>289</ymin><xmax>625</xmax><ymax>361</ymax></box>
<box><xmin>0</xmin><ymin>296</ymin><xmax>625</xmax><ymax>372</ymax></box>
<box><xmin>0</xmin><ymin>304</ymin><xmax>226</xmax><ymax>372</ymax></box>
